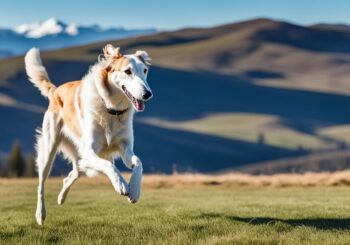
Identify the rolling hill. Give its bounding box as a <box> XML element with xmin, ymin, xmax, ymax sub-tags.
<box><xmin>1</xmin><ymin>18</ymin><xmax>350</xmax><ymax>174</ymax></box>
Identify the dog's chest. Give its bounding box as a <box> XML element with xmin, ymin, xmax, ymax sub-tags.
<box><xmin>97</xmin><ymin>114</ymin><xmax>128</xmax><ymax>147</ymax></box>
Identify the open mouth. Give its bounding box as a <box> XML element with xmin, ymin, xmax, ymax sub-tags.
<box><xmin>122</xmin><ymin>85</ymin><xmax>145</xmax><ymax>112</ymax></box>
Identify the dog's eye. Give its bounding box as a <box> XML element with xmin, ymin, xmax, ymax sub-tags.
<box><xmin>124</xmin><ymin>69</ymin><xmax>132</xmax><ymax>75</ymax></box>
<box><xmin>144</xmin><ymin>68</ymin><xmax>148</xmax><ymax>74</ymax></box>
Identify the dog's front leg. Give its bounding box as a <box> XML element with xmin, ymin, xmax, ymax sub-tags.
<box><xmin>120</xmin><ymin>145</ymin><xmax>143</xmax><ymax>203</ymax></box>
<box><xmin>79</xmin><ymin>147</ymin><xmax>129</xmax><ymax>196</ymax></box>
<box><xmin>79</xmin><ymin>124</ymin><xmax>129</xmax><ymax>196</ymax></box>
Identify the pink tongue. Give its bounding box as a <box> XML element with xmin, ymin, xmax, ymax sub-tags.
<box><xmin>135</xmin><ymin>100</ymin><xmax>145</xmax><ymax>111</ymax></box>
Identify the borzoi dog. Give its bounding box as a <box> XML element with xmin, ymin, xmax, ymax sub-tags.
<box><xmin>24</xmin><ymin>44</ymin><xmax>153</xmax><ymax>225</ymax></box>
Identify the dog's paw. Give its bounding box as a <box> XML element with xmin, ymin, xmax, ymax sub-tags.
<box><xmin>117</xmin><ymin>176</ymin><xmax>129</xmax><ymax>196</ymax></box>
<box><xmin>35</xmin><ymin>206</ymin><xmax>46</xmax><ymax>225</ymax></box>
<box><xmin>57</xmin><ymin>191</ymin><xmax>66</xmax><ymax>205</ymax></box>
<box><xmin>128</xmin><ymin>164</ymin><xmax>142</xmax><ymax>204</ymax></box>
<box><xmin>128</xmin><ymin>194</ymin><xmax>139</xmax><ymax>204</ymax></box>
<box><xmin>128</xmin><ymin>183</ymin><xmax>140</xmax><ymax>203</ymax></box>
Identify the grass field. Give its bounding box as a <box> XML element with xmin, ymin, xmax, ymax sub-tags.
<box><xmin>1</xmin><ymin>177</ymin><xmax>350</xmax><ymax>244</ymax></box>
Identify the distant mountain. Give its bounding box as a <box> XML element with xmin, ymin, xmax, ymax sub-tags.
<box><xmin>0</xmin><ymin>17</ymin><xmax>156</xmax><ymax>58</ymax></box>
<box><xmin>14</xmin><ymin>18</ymin><xmax>79</xmax><ymax>38</ymax></box>
<box><xmin>311</xmin><ymin>23</ymin><xmax>350</xmax><ymax>32</ymax></box>
<box><xmin>2</xmin><ymin>18</ymin><xmax>350</xmax><ymax>174</ymax></box>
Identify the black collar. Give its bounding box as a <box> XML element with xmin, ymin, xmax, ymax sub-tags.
<box><xmin>107</xmin><ymin>107</ymin><xmax>129</xmax><ymax>116</ymax></box>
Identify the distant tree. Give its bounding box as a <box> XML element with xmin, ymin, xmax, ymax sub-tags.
<box><xmin>7</xmin><ymin>143</ymin><xmax>26</xmax><ymax>178</ymax></box>
<box><xmin>25</xmin><ymin>154</ymin><xmax>37</xmax><ymax>177</ymax></box>
<box><xmin>0</xmin><ymin>163</ymin><xmax>4</xmax><ymax>177</ymax></box>
<box><xmin>297</xmin><ymin>144</ymin><xmax>305</xmax><ymax>152</ymax></box>
<box><xmin>257</xmin><ymin>132</ymin><xmax>266</xmax><ymax>145</ymax></box>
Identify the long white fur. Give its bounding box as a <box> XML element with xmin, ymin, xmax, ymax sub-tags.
<box><xmin>25</xmin><ymin>45</ymin><xmax>152</xmax><ymax>225</ymax></box>
<box><xmin>25</xmin><ymin>48</ymin><xmax>55</xmax><ymax>99</ymax></box>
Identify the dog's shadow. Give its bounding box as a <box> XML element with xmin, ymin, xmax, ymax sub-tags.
<box><xmin>200</xmin><ymin>213</ymin><xmax>350</xmax><ymax>230</ymax></box>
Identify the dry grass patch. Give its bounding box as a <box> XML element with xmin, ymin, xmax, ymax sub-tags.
<box><xmin>140</xmin><ymin>171</ymin><xmax>350</xmax><ymax>188</ymax></box>
<box><xmin>3</xmin><ymin>170</ymin><xmax>350</xmax><ymax>188</ymax></box>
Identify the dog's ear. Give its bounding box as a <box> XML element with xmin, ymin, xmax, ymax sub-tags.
<box><xmin>135</xmin><ymin>50</ymin><xmax>151</xmax><ymax>65</ymax></box>
<box><xmin>103</xmin><ymin>44</ymin><xmax>122</xmax><ymax>59</ymax></box>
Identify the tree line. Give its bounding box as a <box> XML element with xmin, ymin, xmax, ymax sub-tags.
<box><xmin>0</xmin><ymin>142</ymin><xmax>37</xmax><ymax>177</ymax></box>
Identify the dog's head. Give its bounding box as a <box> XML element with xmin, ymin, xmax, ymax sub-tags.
<box><xmin>100</xmin><ymin>44</ymin><xmax>153</xmax><ymax>112</ymax></box>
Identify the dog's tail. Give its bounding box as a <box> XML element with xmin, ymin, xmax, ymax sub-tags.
<box><xmin>25</xmin><ymin>48</ymin><xmax>56</xmax><ymax>99</ymax></box>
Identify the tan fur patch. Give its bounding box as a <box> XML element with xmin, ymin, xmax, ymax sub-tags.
<box><xmin>109</xmin><ymin>56</ymin><xmax>131</xmax><ymax>72</ymax></box>
<box><xmin>101</xmin><ymin>69</ymin><xmax>111</xmax><ymax>94</ymax></box>
<box><xmin>49</xmin><ymin>80</ymin><xmax>82</xmax><ymax>137</ymax></box>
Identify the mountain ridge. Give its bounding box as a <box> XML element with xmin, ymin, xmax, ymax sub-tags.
<box><xmin>0</xmin><ymin>17</ymin><xmax>156</xmax><ymax>58</ymax></box>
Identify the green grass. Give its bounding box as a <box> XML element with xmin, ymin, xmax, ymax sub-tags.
<box><xmin>1</xmin><ymin>178</ymin><xmax>350</xmax><ymax>244</ymax></box>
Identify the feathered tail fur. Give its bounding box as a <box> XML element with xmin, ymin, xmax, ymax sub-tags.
<box><xmin>24</xmin><ymin>48</ymin><xmax>56</xmax><ymax>99</ymax></box>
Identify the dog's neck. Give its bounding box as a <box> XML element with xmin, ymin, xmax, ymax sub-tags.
<box><xmin>106</xmin><ymin>107</ymin><xmax>128</xmax><ymax>116</ymax></box>
<box><xmin>90</xmin><ymin>63</ymin><xmax>131</xmax><ymax>117</ymax></box>
<box><xmin>101</xmin><ymin>92</ymin><xmax>130</xmax><ymax>116</ymax></box>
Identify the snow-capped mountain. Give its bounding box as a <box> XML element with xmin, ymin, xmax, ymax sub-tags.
<box><xmin>0</xmin><ymin>18</ymin><xmax>156</xmax><ymax>58</ymax></box>
<box><xmin>14</xmin><ymin>18</ymin><xmax>79</xmax><ymax>38</ymax></box>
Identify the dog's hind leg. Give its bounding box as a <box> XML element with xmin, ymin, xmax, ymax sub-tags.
<box><xmin>57</xmin><ymin>138</ymin><xmax>81</xmax><ymax>205</ymax></box>
<box><xmin>35</xmin><ymin>111</ymin><xmax>62</xmax><ymax>225</ymax></box>
<box><xmin>57</xmin><ymin>164</ymin><xmax>79</xmax><ymax>205</ymax></box>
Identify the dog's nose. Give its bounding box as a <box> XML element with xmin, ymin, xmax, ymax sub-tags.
<box><xmin>142</xmin><ymin>90</ymin><xmax>153</xmax><ymax>100</ymax></box>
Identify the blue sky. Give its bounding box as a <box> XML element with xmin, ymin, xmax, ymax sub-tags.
<box><xmin>1</xmin><ymin>0</ymin><xmax>350</xmax><ymax>30</ymax></box>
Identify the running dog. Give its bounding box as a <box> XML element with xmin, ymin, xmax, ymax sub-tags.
<box><xmin>24</xmin><ymin>44</ymin><xmax>153</xmax><ymax>225</ymax></box>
